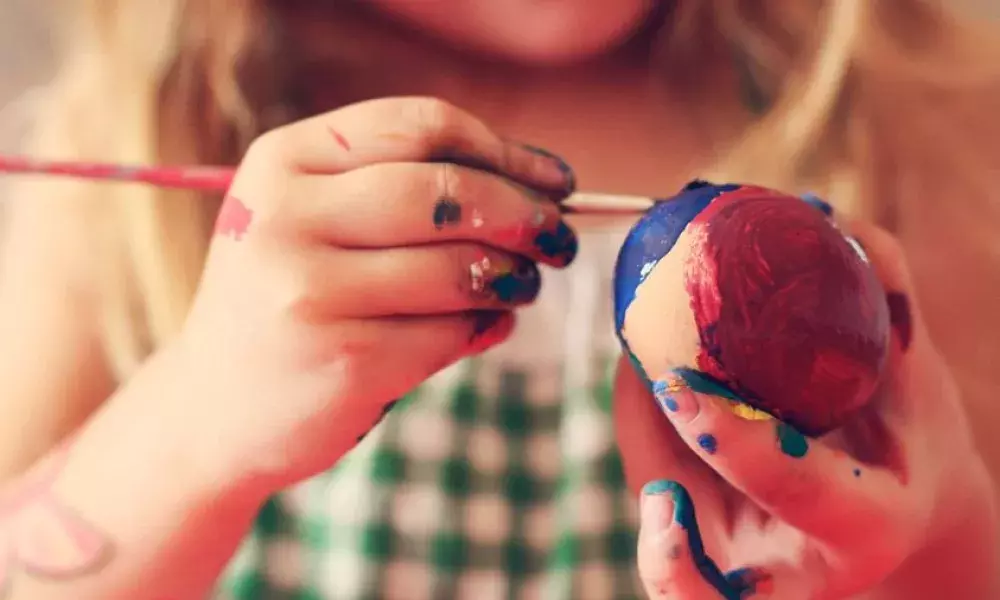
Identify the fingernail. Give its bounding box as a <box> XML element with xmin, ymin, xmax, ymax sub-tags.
<box><xmin>533</xmin><ymin>220</ymin><xmax>578</xmax><ymax>267</ymax></box>
<box><xmin>642</xmin><ymin>479</ymin><xmax>678</xmax><ymax>496</ymax></box>
<box><xmin>468</xmin><ymin>311</ymin><xmax>511</xmax><ymax>350</ymax></box>
<box><xmin>653</xmin><ymin>374</ymin><xmax>699</xmax><ymax>424</ymax></box>
<box><xmin>520</xmin><ymin>144</ymin><xmax>576</xmax><ymax>194</ymax></box>
<box><xmin>640</xmin><ymin>480</ymin><xmax>676</xmax><ymax>529</ymax></box>
<box><xmin>470</xmin><ymin>255</ymin><xmax>540</xmax><ymax>305</ymax></box>
<box><xmin>800</xmin><ymin>192</ymin><xmax>833</xmax><ymax>216</ymax></box>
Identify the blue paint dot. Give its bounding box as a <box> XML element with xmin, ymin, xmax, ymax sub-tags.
<box><xmin>853</xmin><ymin>468</ymin><xmax>861</xmax><ymax>477</ymax></box>
<box><xmin>697</xmin><ymin>433</ymin><xmax>718</xmax><ymax>454</ymax></box>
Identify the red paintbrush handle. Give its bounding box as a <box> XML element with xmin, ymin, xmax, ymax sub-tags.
<box><xmin>0</xmin><ymin>155</ymin><xmax>236</xmax><ymax>192</ymax></box>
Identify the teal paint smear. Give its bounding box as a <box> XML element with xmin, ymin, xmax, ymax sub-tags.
<box><xmin>641</xmin><ymin>480</ymin><xmax>752</xmax><ymax>599</ymax></box>
<box><xmin>775</xmin><ymin>422</ymin><xmax>809</xmax><ymax>458</ymax></box>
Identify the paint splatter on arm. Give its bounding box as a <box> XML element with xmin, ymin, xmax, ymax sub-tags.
<box><xmin>0</xmin><ymin>441</ymin><xmax>110</xmax><ymax>596</ymax></box>
<box><xmin>214</xmin><ymin>196</ymin><xmax>254</xmax><ymax>241</ymax></box>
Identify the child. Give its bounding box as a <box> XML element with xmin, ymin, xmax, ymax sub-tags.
<box><xmin>0</xmin><ymin>1</ymin><xmax>998</xmax><ymax>598</ymax></box>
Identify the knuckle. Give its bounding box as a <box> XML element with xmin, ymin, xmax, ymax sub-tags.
<box><xmin>245</xmin><ymin>128</ymin><xmax>290</xmax><ymax>168</ymax></box>
<box><xmin>272</xmin><ymin>255</ymin><xmax>340</xmax><ymax>320</ymax></box>
<box><xmin>407</xmin><ymin>97</ymin><xmax>462</xmax><ymax>151</ymax></box>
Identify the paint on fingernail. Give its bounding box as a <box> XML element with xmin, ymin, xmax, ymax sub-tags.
<box><xmin>696</xmin><ymin>433</ymin><xmax>718</xmax><ymax>454</ymax></box>
<box><xmin>356</xmin><ymin>398</ymin><xmax>400</xmax><ymax>443</ymax></box>
<box><xmin>470</xmin><ymin>256</ymin><xmax>540</xmax><ymax>305</ymax></box>
<box><xmin>800</xmin><ymin>192</ymin><xmax>833</xmax><ymax>216</ymax></box>
<box><xmin>886</xmin><ymin>292</ymin><xmax>913</xmax><ymax>351</ymax></box>
<box><xmin>853</xmin><ymin>467</ymin><xmax>862</xmax><ymax>477</ymax></box>
<box><xmin>470</xmin><ymin>311</ymin><xmax>505</xmax><ymax>340</ymax></box>
<box><xmin>725</xmin><ymin>567</ymin><xmax>775</xmax><ymax>596</ymax></box>
<box><xmin>432</xmin><ymin>197</ymin><xmax>462</xmax><ymax>230</ymax></box>
<box><xmin>533</xmin><ymin>221</ymin><xmax>578</xmax><ymax>266</ymax></box>
<box><xmin>671</xmin><ymin>368</ymin><xmax>772</xmax><ymax>422</ymax></box>
<box><xmin>520</xmin><ymin>144</ymin><xmax>576</xmax><ymax>193</ymax></box>
<box><xmin>652</xmin><ymin>379</ymin><xmax>679</xmax><ymax>412</ymax></box>
<box><xmin>775</xmin><ymin>421</ymin><xmax>809</xmax><ymax>458</ymax></box>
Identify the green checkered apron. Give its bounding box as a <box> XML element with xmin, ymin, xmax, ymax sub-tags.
<box><xmin>214</xmin><ymin>229</ymin><xmax>644</xmax><ymax>599</ymax></box>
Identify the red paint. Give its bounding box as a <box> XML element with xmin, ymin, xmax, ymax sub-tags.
<box><xmin>214</xmin><ymin>196</ymin><xmax>253</xmax><ymax>241</ymax></box>
<box><xmin>0</xmin><ymin>155</ymin><xmax>234</xmax><ymax>191</ymax></box>
<box><xmin>328</xmin><ymin>127</ymin><xmax>351</xmax><ymax>151</ymax></box>
<box><xmin>886</xmin><ymin>292</ymin><xmax>913</xmax><ymax>351</ymax></box>
<box><xmin>683</xmin><ymin>188</ymin><xmax>890</xmax><ymax>435</ymax></box>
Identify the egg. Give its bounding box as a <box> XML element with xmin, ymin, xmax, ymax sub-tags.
<box><xmin>613</xmin><ymin>180</ymin><xmax>890</xmax><ymax>436</ymax></box>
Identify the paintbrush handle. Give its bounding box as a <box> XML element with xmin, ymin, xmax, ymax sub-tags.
<box><xmin>0</xmin><ymin>155</ymin><xmax>236</xmax><ymax>192</ymax></box>
<box><xmin>0</xmin><ymin>154</ymin><xmax>655</xmax><ymax>214</ymax></box>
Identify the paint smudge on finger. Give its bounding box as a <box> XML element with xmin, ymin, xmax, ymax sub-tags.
<box><xmin>725</xmin><ymin>567</ymin><xmax>775</xmax><ymax>596</ymax></box>
<box><xmin>469</xmin><ymin>255</ymin><xmax>541</xmax><ymax>305</ymax></box>
<box><xmin>641</xmin><ymin>479</ymin><xmax>748</xmax><ymax>599</ymax></box>
<box><xmin>697</xmin><ymin>433</ymin><xmax>718</xmax><ymax>454</ymax></box>
<box><xmin>328</xmin><ymin>127</ymin><xmax>351</xmax><ymax>151</ymax></box>
<box><xmin>775</xmin><ymin>422</ymin><xmax>809</xmax><ymax>458</ymax></box>
<box><xmin>215</xmin><ymin>196</ymin><xmax>253</xmax><ymax>241</ymax></box>
<box><xmin>432</xmin><ymin>197</ymin><xmax>463</xmax><ymax>230</ymax></box>
<box><xmin>886</xmin><ymin>292</ymin><xmax>913</xmax><ymax>351</ymax></box>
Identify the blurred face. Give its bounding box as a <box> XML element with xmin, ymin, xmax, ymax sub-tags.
<box><xmin>364</xmin><ymin>0</ymin><xmax>662</xmax><ymax>65</ymax></box>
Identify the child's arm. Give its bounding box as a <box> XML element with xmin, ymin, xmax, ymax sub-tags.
<box><xmin>1</xmin><ymin>344</ymin><xmax>264</xmax><ymax>600</ymax></box>
<box><xmin>0</xmin><ymin>193</ymin><xmax>259</xmax><ymax>599</ymax></box>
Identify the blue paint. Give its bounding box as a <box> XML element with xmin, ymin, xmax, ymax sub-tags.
<box><xmin>672</xmin><ymin>368</ymin><xmax>745</xmax><ymax>404</ymax></box>
<box><xmin>612</xmin><ymin>181</ymin><xmax>740</xmax><ymax>333</ymax></box>
<box><xmin>652</xmin><ymin>379</ymin><xmax>679</xmax><ymax>412</ymax></box>
<box><xmin>641</xmin><ymin>480</ymin><xmax>749</xmax><ymax>599</ymax></box>
<box><xmin>725</xmin><ymin>567</ymin><xmax>773</xmax><ymax>597</ymax></box>
<box><xmin>853</xmin><ymin>468</ymin><xmax>862</xmax><ymax>477</ymax></box>
<box><xmin>533</xmin><ymin>221</ymin><xmax>578</xmax><ymax>265</ymax></box>
<box><xmin>697</xmin><ymin>433</ymin><xmax>718</xmax><ymax>454</ymax></box>
<box><xmin>800</xmin><ymin>192</ymin><xmax>833</xmax><ymax>216</ymax></box>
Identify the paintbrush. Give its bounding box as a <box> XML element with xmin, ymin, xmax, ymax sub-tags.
<box><xmin>0</xmin><ymin>154</ymin><xmax>656</xmax><ymax>216</ymax></box>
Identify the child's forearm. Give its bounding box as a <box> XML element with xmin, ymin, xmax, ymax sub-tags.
<box><xmin>0</xmin><ymin>348</ymin><xmax>267</xmax><ymax>600</ymax></box>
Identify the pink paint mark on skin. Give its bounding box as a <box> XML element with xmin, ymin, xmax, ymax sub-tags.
<box><xmin>214</xmin><ymin>196</ymin><xmax>253</xmax><ymax>241</ymax></box>
<box><xmin>328</xmin><ymin>127</ymin><xmax>351</xmax><ymax>151</ymax></box>
<box><xmin>0</xmin><ymin>441</ymin><xmax>109</xmax><ymax>591</ymax></box>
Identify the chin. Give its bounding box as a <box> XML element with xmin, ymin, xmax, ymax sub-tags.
<box><xmin>367</xmin><ymin>0</ymin><xmax>663</xmax><ymax>66</ymax></box>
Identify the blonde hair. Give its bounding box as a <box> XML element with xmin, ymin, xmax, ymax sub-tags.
<box><xmin>23</xmin><ymin>0</ymin><xmax>1000</xmax><ymax>379</ymax></box>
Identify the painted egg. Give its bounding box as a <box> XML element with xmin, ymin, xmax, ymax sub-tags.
<box><xmin>613</xmin><ymin>180</ymin><xmax>890</xmax><ymax>436</ymax></box>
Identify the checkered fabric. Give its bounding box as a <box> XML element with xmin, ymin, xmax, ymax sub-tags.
<box><xmin>213</xmin><ymin>229</ymin><xmax>644</xmax><ymax>599</ymax></box>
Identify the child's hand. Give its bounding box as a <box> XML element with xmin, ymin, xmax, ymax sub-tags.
<box><xmin>161</xmin><ymin>97</ymin><xmax>577</xmax><ymax>492</ymax></box>
<box><xmin>614</xmin><ymin>223</ymin><xmax>996</xmax><ymax>599</ymax></box>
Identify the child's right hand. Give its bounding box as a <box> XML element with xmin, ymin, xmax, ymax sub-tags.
<box><xmin>159</xmin><ymin>97</ymin><xmax>578</xmax><ymax>492</ymax></box>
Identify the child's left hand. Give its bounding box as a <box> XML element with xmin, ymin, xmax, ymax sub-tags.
<box><xmin>613</xmin><ymin>222</ymin><xmax>997</xmax><ymax>599</ymax></box>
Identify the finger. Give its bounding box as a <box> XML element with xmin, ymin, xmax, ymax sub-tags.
<box><xmin>841</xmin><ymin>220</ymin><xmax>920</xmax><ymax>356</ymax></box>
<box><xmin>654</xmin><ymin>370</ymin><xmax>913</xmax><ymax>549</ymax></box>
<box><xmin>638</xmin><ymin>480</ymin><xmax>734</xmax><ymax>599</ymax></box>
<box><xmin>639</xmin><ymin>480</ymin><xmax>829</xmax><ymax>600</ymax></box>
<box><xmin>612</xmin><ymin>354</ymin><xmax>716</xmax><ymax>495</ymax></box>
<box><xmin>244</xmin><ymin>96</ymin><xmax>574</xmax><ymax>194</ymax></box>
<box><xmin>329</xmin><ymin>310</ymin><xmax>515</xmax><ymax>444</ymax></box>
<box><xmin>638</xmin><ymin>480</ymin><xmax>780</xmax><ymax>600</ymax></box>
<box><xmin>285</xmin><ymin>244</ymin><xmax>542</xmax><ymax>318</ymax></box>
<box><xmin>284</xmin><ymin>163</ymin><xmax>578</xmax><ymax>268</ymax></box>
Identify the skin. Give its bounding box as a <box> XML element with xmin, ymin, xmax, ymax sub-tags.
<box><xmin>617</xmin><ymin>222</ymin><xmax>997</xmax><ymax>598</ymax></box>
<box><xmin>0</xmin><ymin>0</ymin><xmax>995</xmax><ymax>598</ymax></box>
